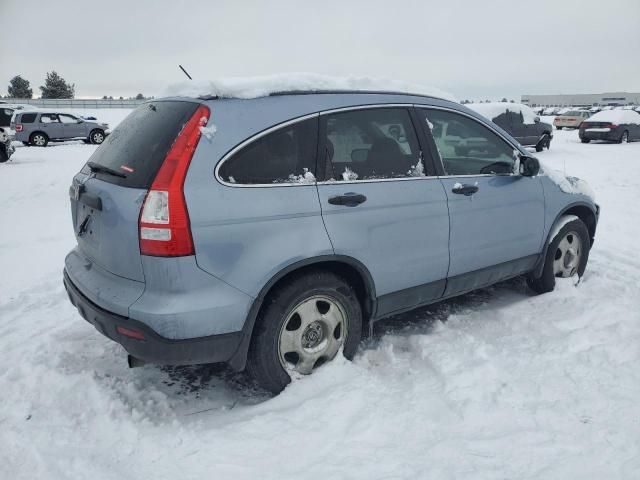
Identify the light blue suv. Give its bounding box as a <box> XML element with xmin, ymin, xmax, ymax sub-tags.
<box><xmin>63</xmin><ymin>91</ymin><xmax>599</xmax><ymax>393</ymax></box>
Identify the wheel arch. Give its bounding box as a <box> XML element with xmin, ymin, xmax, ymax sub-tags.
<box><xmin>532</xmin><ymin>201</ymin><xmax>598</xmax><ymax>278</ymax></box>
<box><xmin>228</xmin><ymin>255</ymin><xmax>377</xmax><ymax>371</ymax></box>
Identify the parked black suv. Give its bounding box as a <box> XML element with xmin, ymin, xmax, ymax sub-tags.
<box><xmin>469</xmin><ymin>103</ymin><xmax>553</xmax><ymax>152</ymax></box>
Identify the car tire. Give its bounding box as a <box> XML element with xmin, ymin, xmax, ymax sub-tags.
<box><xmin>527</xmin><ymin>217</ymin><xmax>590</xmax><ymax>294</ymax></box>
<box><xmin>246</xmin><ymin>270</ymin><xmax>362</xmax><ymax>394</ymax></box>
<box><xmin>535</xmin><ymin>134</ymin><xmax>550</xmax><ymax>152</ymax></box>
<box><xmin>90</xmin><ymin>129</ymin><xmax>105</xmax><ymax>145</ymax></box>
<box><xmin>581</xmin><ymin>138</ymin><xmax>590</xmax><ymax>143</ymax></box>
<box><xmin>0</xmin><ymin>147</ymin><xmax>8</xmax><ymax>163</ymax></box>
<box><xmin>29</xmin><ymin>132</ymin><xmax>48</xmax><ymax>147</ymax></box>
<box><xmin>556</xmin><ymin>126</ymin><xmax>562</xmax><ymax>130</ymax></box>
<box><xmin>618</xmin><ymin>130</ymin><xmax>629</xmax><ymax>144</ymax></box>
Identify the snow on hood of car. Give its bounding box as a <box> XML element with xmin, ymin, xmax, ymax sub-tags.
<box><xmin>584</xmin><ymin>110</ymin><xmax>640</xmax><ymax>125</ymax></box>
<box><xmin>164</xmin><ymin>73</ymin><xmax>457</xmax><ymax>102</ymax></box>
<box><xmin>540</xmin><ymin>162</ymin><xmax>595</xmax><ymax>201</ymax></box>
<box><xmin>467</xmin><ymin>102</ymin><xmax>538</xmax><ymax>125</ymax></box>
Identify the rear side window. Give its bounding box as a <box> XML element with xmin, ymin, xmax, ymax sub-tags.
<box><xmin>20</xmin><ymin>113</ymin><xmax>37</xmax><ymax>123</ymax></box>
<box><xmin>218</xmin><ymin>117</ymin><xmax>318</xmax><ymax>185</ymax></box>
<box><xmin>84</xmin><ymin>101</ymin><xmax>198</xmax><ymax>188</ymax></box>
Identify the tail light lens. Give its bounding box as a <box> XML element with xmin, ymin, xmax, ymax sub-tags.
<box><xmin>139</xmin><ymin>104</ymin><xmax>210</xmax><ymax>256</ymax></box>
<box><xmin>15</xmin><ymin>124</ymin><xmax>23</xmax><ymax>132</ymax></box>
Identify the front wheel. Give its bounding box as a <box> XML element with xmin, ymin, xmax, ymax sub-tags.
<box><xmin>527</xmin><ymin>217</ymin><xmax>590</xmax><ymax>294</ymax></box>
<box><xmin>247</xmin><ymin>271</ymin><xmax>362</xmax><ymax>394</ymax></box>
<box><xmin>0</xmin><ymin>147</ymin><xmax>8</xmax><ymax>163</ymax></box>
<box><xmin>90</xmin><ymin>129</ymin><xmax>105</xmax><ymax>145</ymax></box>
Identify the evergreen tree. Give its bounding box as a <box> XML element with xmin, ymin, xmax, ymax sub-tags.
<box><xmin>8</xmin><ymin>75</ymin><xmax>33</xmax><ymax>98</ymax></box>
<box><xmin>135</xmin><ymin>93</ymin><xmax>144</xmax><ymax>100</ymax></box>
<box><xmin>39</xmin><ymin>71</ymin><xmax>75</xmax><ymax>99</ymax></box>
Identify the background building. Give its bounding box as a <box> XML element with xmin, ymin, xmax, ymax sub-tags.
<box><xmin>521</xmin><ymin>92</ymin><xmax>640</xmax><ymax>107</ymax></box>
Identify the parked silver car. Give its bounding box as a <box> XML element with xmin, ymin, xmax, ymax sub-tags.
<box><xmin>12</xmin><ymin>111</ymin><xmax>109</xmax><ymax>146</ymax></box>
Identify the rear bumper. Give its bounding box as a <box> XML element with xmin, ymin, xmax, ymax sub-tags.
<box><xmin>63</xmin><ymin>270</ymin><xmax>243</xmax><ymax>365</ymax></box>
<box><xmin>579</xmin><ymin>129</ymin><xmax>620</xmax><ymax>141</ymax></box>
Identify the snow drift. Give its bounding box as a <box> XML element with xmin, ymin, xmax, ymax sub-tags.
<box><xmin>164</xmin><ymin>73</ymin><xmax>456</xmax><ymax>102</ymax></box>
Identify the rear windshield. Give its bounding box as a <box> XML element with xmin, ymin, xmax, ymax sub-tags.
<box><xmin>83</xmin><ymin>100</ymin><xmax>198</xmax><ymax>188</ymax></box>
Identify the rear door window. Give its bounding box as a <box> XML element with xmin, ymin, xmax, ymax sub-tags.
<box><xmin>40</xmin><ymin>113</ymin><xmax>60</xmax><ymax>123</ymax></box>
<box><xmin>320</xmin><ymin>108</ymin><xmax>423</xmax><ymax>181</ymax></box>
<box><xmin>83</xmin><ymin>101</ymin><xmax>198</xmax><ymax>188</ymax></box>
<box><xmin>218</xmin><ymin>117</ymin><xmax>318</xmax><ymax>185</ymax></box>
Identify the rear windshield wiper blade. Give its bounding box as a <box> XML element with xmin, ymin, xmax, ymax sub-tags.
<box><xmin>86</xmin><ymin>161</ymin><xmax>127</xmax><ymax>178</ymax></box>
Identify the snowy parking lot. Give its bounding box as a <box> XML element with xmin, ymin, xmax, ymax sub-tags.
<box><xmin>1</xmin><ymin>112</ymin><xmax>640</xmax><ymax>479</ymax></box>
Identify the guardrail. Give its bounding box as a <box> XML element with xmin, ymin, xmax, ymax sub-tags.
<box><xmin>1</xmin><ymin>98</ymin><xmax>146</xmax><ymax>109</ymax></box>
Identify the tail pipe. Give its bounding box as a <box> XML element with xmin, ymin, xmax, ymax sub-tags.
<box><xmin>127</xmin><ymin>355</ymin><xmax>146</xmax><ymax>368</ymax></box>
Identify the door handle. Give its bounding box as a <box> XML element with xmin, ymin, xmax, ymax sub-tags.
<box><xmin>328</xmin><ymin>192</ymin><xmax>367</xmax><ymax>207</ymax></box>
<box><xmin>452</xmin><ymin>183</ymin><xmax>479</xmax><ymax>196</ymax></box>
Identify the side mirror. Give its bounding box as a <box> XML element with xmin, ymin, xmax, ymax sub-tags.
<box><xmin>520</xmin><ymin>155</ymin><xmax>540</xmax><ymax>177</ymax></box>
<box><xmin>534</xmin><ymin>116</ymin><xmax>540</xmax><ymax>123</ymax></box>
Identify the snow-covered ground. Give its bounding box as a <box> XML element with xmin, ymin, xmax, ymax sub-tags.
<box><xmin>1</xmin><ymin>112</ymin><xmax>639</xmax><ymax>479</ymax></box>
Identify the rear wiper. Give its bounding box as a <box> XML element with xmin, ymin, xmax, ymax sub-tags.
<box><xmin>86</xmin><ymin>161</ymin><xmax>126</xmax><ymax>178</ymax></box>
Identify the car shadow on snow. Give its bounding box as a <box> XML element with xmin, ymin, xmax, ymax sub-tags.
<box><xmin>152</xmin><ymin>276</ymin><xmax>532</xmax><ymax>400</ymax></box>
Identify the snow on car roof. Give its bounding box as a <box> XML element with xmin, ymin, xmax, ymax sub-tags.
<box><xmin>467</xmin><ymin>102</ymin><xmax>538</xmax><ymax>125</ymax></box>
<box><xmin>585</xmin><ymin>109</ymin><xmax>640</xmax><ymax>124</ymax></box>
<box><xmin>164</xmin><ymin>73</ymin><xmax>456</xmax><ymax>102</ymax></box>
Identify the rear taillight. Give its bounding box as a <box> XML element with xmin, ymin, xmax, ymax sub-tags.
<box><xmin>15</xmin><ymin>124</ymin><xmax>23</xmax><ymax>132</ymax></box>
<box><xmin>139</xmin><ymin>104</ymin><xmax>210</xmax><ymax>257</ymax></box>
<box><xmin>608</xmin><ymin>124</ymin><xmax>618</xmax><ymax>129</ymax></box>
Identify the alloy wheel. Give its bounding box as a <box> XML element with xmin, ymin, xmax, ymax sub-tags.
<box><xmin>278</xmin><ymin>295</ymin><xmax>347</xmax><ymax>375</ymax></box>
<box><xmin>553</xmin><ymin>231</ymin><xmax>583</xmax><ymax>278</ymax></box>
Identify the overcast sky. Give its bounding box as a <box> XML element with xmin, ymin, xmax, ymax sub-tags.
<box><xmin>1</xmin><ymin>0</ymin><xmax>638</xmax><ymax>100</ymax></box>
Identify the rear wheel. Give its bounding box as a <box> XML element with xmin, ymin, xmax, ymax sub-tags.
<box><xmin>581</xmin><ymin>138</ymin><xmax>591</xmax><ymax>143</ymax></box>
<box><xmin>556</xmin><ymin>126</ymin><xmax>563</xmax><ymax>130</ymax></box>
<box><xmin>29</xmin><ymin>132</ymin><xmax>48</xmax><ymax>147</ymax></box>
<box><xmin>247</xmin><ymin>270</ymin><xmax>362</xmax><ymax>394</ymax></box>
<box><xmin>527</xmin><ymin>218</ymin><xmax>590</xmax><ymax>294</ymax></box>
<box><xmin>0</xmin><ymin>147</ymin><xmax>8</xmax><ymax>163</ymax></box>
<box><xmin>619</xmin><ymin>130</ymin><xmax>629</xmax><ymax>144</ymax></box>
<box><xmin>90</xmin><ymin>129</ymin><xmax>105</xmax><ymax>145</ymax></box>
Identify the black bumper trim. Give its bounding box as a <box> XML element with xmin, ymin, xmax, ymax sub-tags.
<box><xmin>63</xmin><ymin>271</ymin><xmax>243</xmax><ymax>366</ymax></box>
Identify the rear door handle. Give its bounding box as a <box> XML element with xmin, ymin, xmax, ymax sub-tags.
<box><xmin>328</xmin><ymin>192</ymin><xmax>367</xmax><ymax>207</ymax></box>
<box><xmin>452</xmin><ymin>183</ymin><xmax>479</xmax><ymax>196</ymax></box>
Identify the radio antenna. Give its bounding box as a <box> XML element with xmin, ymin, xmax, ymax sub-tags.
<box><xmin>179</xmin><ymin>65</ymin><xmax>193</xmax><ymax>80</ymax></box>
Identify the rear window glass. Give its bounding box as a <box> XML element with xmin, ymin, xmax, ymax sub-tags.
<box><xmin>218</xmin><ymin>117</ymin><xmax>318</xmax><ymax>184</ymax></box>
<box><xmin>20</xmin><ymin>113</ymin><xmax>37</xmax><ymax>123</ymax></box>
<box><xmin>83</xmin><ymin>101</ymin><xmax>198</xmax><ymax>188</ymax></box>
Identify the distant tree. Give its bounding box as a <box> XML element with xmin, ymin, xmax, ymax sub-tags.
<box><xmin>500</xmin><ymin>97</ymin><xmax>508</xmax><ymax>103</ymax></box>
<box><xmin>102</xmin><ymin>95</ymin><xmax>108</xmax><ymax>99</ymax></box>
<box><xmin>135</xmin><ymin>93</ymin><xmax>144</xmax><ymax>100</ymax></box>
<box><xmin>119</xmin><ymin>96</ymin><xmax>124</xmax><ymax>100</ymax></box>
<box><xmin>510</xmin><ymin>99</ymin><xmax>515</xmax><ymax>103</ymax></box>
<box><xmin>108</xmin><ymin>96</ymin><xmax>113</xmax><ymax>99</ymax></box>
<box><xmin>40</xmin><ymin>71</ymin><xmax>75</xmax><ymax>99</ymax></box>
<box><xmin>8</xmin><ymin>75</ymin><xmax>33</xmax><ymax>98</ymax></box>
